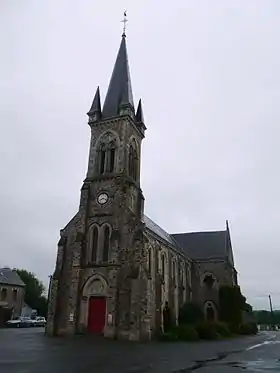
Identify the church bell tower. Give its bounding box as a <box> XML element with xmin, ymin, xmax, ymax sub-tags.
<box><xmin>80</xmin><ymin>30</ymin><xmax>148</xmax><ymax>340</ymax></box>
<box><xmin>83</xmin><ymin>30</ymin><xmax>146</xmax><ymax>224</ymax></box>
<box><xmin>46</xmin><ymin>22</ymin><xmax>151</xmax><ymax>341</ymax></box>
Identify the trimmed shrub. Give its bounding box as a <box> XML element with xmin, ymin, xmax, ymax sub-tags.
<box><xmin>195</xmin><ymin>322</ymin><xmax>219</xmax><ymax>340</ymax></box>
<box><xmin>172</xmin><ymin>325</ymin><xmax>199</xmax><ymax>341</ymax></box>
<box><xmin>178</xmin><ymin>302</ymin><xmax>204</xmax><ymax>325</ymax></box>
<box><xmin>239</xmin><ymin>322</ymin><xmax>258</xmax><ymax>335</ymax></box>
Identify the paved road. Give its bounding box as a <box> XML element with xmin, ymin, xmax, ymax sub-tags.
<box><xmin>0</xmin><ymin>328</ymin><xmax>279</xmax><ymax>372</ymax></box>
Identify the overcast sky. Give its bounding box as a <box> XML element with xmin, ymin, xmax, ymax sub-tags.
<box><xmin>1</xmin><ymin>0</ymin><xmax>280</xmax><ymax>310</ymax></box>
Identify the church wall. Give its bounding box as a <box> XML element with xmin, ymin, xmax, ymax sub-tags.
<box><xmin>47</xmin><ymin>206</ymin><xmax>99</xmax><ymax>336</ymax></box>
<box><xmin>144</xmin><ymin>236</ymin><xmax>156</xmax><ymax>337</ymax></box>
<box><xmin>191</xmin><ymin>259</ymin><xmax>236</xmax><ymax>319</ymax></box>
<box><xmin>144</xmin><ymin>231</ymin><xmax>192</xmax><ymax>332</ymax></box>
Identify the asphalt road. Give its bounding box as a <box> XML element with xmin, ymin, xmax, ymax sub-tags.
<box><xmin>0</xmin><ymin>328</ymin><xmax>279</xmax><ymax>372</ymax></box>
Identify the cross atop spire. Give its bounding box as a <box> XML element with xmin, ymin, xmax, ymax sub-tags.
<box><xmin>121</xmin><ymin>11</ymin><xmax>128</xmax><ymax>37</ymax></box>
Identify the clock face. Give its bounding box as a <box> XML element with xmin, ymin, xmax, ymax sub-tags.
<box><xmin>97</xmin><ymin>193</ymin><xmax>109</xmax><ymax>205</ymax></box>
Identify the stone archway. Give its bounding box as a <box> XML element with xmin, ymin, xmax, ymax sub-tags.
<box><xmin>79</xmin><ymin>274</ymin><xmax>108</xmax><ymax>333</ymax></box>
<box><xmin>204</xmin><ymin>301</ymin><xmax>217</xmax><ymax>322</ymax></box>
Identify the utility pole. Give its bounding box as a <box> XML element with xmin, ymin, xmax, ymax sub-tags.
<box><xmin>269</xmin><ymin>294</ymin><xmax>274</xmax><ymax>330</ymax></box>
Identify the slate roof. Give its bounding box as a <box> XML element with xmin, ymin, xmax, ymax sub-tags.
<box><xmin>143</xmin><ymin>215</ymin><xmax>179</xmax><ymax>248</ymax></box>
<box><xmin>171</xmin><ymin>231</ymin><xmax>227</xmax><ymax>260</ymax></box>
<box><xmin>102</xmin><ymin>34</ymin><xmax>134</xmax><ymax>118</ymax></box>
<box><xmin>0</xmin><ymin>268</ymin><xmax>25</xmax><ymax>287</ymax></box>
<box><xmin>143</xmin><ymin>215</ymin><xmax>228</xmax><ymax>260</ymax></box>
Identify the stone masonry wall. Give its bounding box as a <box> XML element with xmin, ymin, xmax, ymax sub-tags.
<box><xmin>144</xmin><ymin>231</ymin><xmax>192</xmax><ymax>332</ymax></box>
<box><xmin>191</xmin><ymin>259</ymin><xmax>236</xmax><ymax>313</ymax></box>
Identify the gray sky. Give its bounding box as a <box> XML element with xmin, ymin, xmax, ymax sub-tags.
<box><xmin>1</xmin><ymin>0</ymin><xmax>280</xmax><ymax>310</ymax></box>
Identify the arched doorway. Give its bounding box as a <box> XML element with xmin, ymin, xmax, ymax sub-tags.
<box><xmin>80</xmin><ymin>274</ymin><xmax>108</xmax><ymax>334</ymax></box>
<box><xmin>204</xmin><ymin>301</ymin><xmax>217</xmax><ymax>322</ymax></box>
<box><xmin>206</xmin><ymin>305</ymin><xmax>215</xmax><ymax>321</ymax></box>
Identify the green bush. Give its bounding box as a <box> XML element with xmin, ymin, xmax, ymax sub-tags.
<box><xmin>219</xmin><ymin>285</ymin><xmax>245</xmax><ymax>327</ymax></box>
<box><xmin>228</xmin><ymin>322</ymin><xmax>241</xmax><ymax>334</ymax></box>
<box><xmin>214</xmin><ymin>322</ymin><xmax>231</xmax><ymax>337</ymax></box>
<box><xmin>195</xmin><ymin>322</ymin><xmax>219</xmax><ymax>340</ymax></box>
<box><xmin>178</xmin><ymin>302</ymin><xmax>204</xmax><ymax>325</ymax></box>
<box><xmin>172</xmin><ymin>325</ymin><xmax>199</xmax><ymax>341</ymax></box>
<box><xmin>159</xmin><ymin>332</ymin><xmax>178</xmax><ymax>342</ymax></box>
<box><xmin>239</xmin><ymin>323</ymin><xmax>258</xmax><ymax>335</ymax></box>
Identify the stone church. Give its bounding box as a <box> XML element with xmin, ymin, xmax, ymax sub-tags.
<box><xmin>46</xmin><ymin>31</ymin><xmax>238</xmax><ymax>340</ymax></box>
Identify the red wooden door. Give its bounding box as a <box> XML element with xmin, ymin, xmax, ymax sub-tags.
<box><xmin>87</xmin><ymin>297</ymin><xmax>106</xmax><ymax>334</ymax></box>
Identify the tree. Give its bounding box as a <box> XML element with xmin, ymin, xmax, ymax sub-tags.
<box><xmin>244</xmin><ymin>302</ymin><xmax>253</xmax><ymax>312</ymax></box>
<box><xmin>15</xmin><ymin>269</ymin><xmax>48</xmax><ymax>317</ymax></box>
<box><xmin>219</xmin><ymin>285</ymin><xmax>246</xmax><ymax>330</ymax></box>
<box><xmin>253</xmin><ymin>310</ymin><xmax>280</xmax><ymax>326</ymax></box>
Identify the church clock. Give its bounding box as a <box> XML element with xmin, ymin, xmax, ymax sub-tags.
<box><xmin>97</xmin><ymin>193</ymin><xmax>109</xmax><ymax>205</ymax></box>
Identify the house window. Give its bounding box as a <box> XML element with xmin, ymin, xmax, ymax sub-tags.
<box><xmin>1</xmin><ymin>288</ymin><xmax>7</xmax><ymax>301</ymax></box>
<box><xmin>13</xmin><ymin>289</ymin><xmax>17</xmax><ymax>302</ymax></box>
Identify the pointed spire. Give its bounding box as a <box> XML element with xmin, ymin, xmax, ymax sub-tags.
<box><xmin>87</xmin><ymin>86</ymin><xmax>101</xmax><ymax>119</ymax></box>
<box><xmin>136</xmin><ymin>99</ymin><xmax>144</xmax><ymax>123</ymax></box>
<box><xmin>102</xmin><ymin>34</ymin><xmax>134</xmax><ymax>119</ymax></box>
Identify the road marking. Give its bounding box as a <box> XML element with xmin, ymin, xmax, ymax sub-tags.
<box><xmin>246</xmin><ymin>339</ymin><xmax>280</xmax><ymax>351</ymax></box>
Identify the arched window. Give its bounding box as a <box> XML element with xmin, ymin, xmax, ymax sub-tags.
<box><xmin>102</xmin><ymin>225</ymin><xmax>110</xmax><ymax>262</ymax></box>
<box><xmin>179</xmin><ymin>264</ymin><xmax>183</xmax><ymax>285</ymax></box>
<box><xmin>203</xmin><ymin>274</ymin><xmax>215</xmax><ymax>289</ymax></box>
<box><xmin>129</xmin><ymin>145</ymin><xmax>134</xmax><ymax>177</ymax></box>
<box><xmin>172</xmin><ymin>260</ymin><xmax>176</xmax><ymax>281</ymax></box>
<box><xmin>107</xmin><ymin>140</ymin><xmax>116</xmax><ymax>173</ymax></box>
<box><xmin>147</xmin><ymin>247</ymin><xmax>151</xmax><ymax>273</ymax></box>
<box><xmin>128</xmin><ymin>139</ymin><xmax>138</xmax><ymax>180</ymax></box>
<box><xmin>91</xmin><ymin>227</ymin><xmax>98</xmax><ymax>263</ymax></box>
<box><xmin>161</xmin><ymin>254</ymin><xmax>165</xmax><ymax>279</ymax></box>
<box><xmin>97</xmin><ymin>132</ymin><xmax>117</xmax><ymax>175</ymax></box>
<box><xmin>99</xmin><ymin>144</ymin><xmax>106</xmax><ymax>174</ymax></box>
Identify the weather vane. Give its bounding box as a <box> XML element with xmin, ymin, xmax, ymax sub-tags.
<box><xmin>121</xmin><ymin>10</ymin><xmax>128</xmax><ymax>36</ymax></box>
